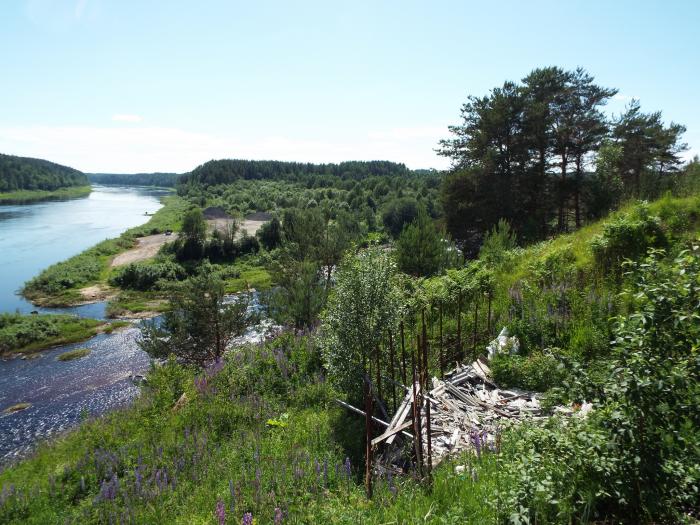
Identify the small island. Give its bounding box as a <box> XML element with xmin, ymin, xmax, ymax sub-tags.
<box><xmin>0</xmin><ymin>312</ymin><xmax>127</xmax><ymax>356</ymax></box>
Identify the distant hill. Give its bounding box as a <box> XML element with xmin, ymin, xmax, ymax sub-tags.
<box><xmin>179</xmin><ymin>159</ymin><xmax>411</xmax><ymax>187</ymax></box>
<box><xmin>0</xmin><ymin>154</ymin><xmax>87</xmax><ymax>192</ymax></box>
<box><xmin>88</xmin><ymin>172</ymin><xmax>180</xmax><ymax>187</ymax></box>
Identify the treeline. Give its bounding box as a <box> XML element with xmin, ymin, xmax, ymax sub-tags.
<box><xmin>439</xmin><ymin>67</ymin><xmax>688</xmax><ymax>247</ymax></box>
<box><xmin>0</xmin><ymin>153</ymin><xmax>87</xmax><ymax>192</ymax></box>
<box><xmin>88</xmin><ymin>172</ymin><xmax>179</xmax><ymax>187</ymax></box>
<box><xmin>179</xmin><ymin>159</ymin><xmax>412</xmax><ymax>188</ymax></box>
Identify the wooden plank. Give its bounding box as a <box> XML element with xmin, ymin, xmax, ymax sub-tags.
<box><xmin>371</xmin><ymin>419</ymin><xmax>413</xmax><ymax>446</ymax></box>
<box><xmin>387</xmin><ymin>384</ymin><xmax>419</xmax><ymax>445</ymax></box>
<box><xmin>333</xmin><ymin>399</ymin><xmax>414</xmax><ymax>439</ymax></box>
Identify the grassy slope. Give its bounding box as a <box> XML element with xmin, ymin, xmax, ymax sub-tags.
<box><xmin>21</xmin><ymin>195</ymin><xmax>188</xmax><ymax>308</ymax></box>
<box><xmin>4</xmin><ymin>195</ymin><xmax>698</xmax><ymax>523</ymax></box>
<box><xmin>497</xmin><ymin>193</ymin><xmax>700</xmax><ymax>286</ymax></box>
<box><xmin>0</xmin><ymin>337</ymin><xmax>499</xmax><ymax>525</ymax></box>
<box><xmin>0</xmin><ymin>186</ymin><xmax>92</xmax><ymax>204</ymax></box>
<box><xmin>0</xmin><ymin>313</ymin><xmax>128</xmax><ymax>356</ymax></box>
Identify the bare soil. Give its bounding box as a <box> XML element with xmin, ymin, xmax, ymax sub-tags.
<box><xmin>110</xmin><ymin>233</ymin><xmax>178</xmax><ymax>267</ymax></box>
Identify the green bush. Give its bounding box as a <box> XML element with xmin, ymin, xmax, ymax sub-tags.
<box><xmin>109</xmin><ymin>260</ymin><xmax>186</xmax><ymax>291</ymax></box>
<box><xmin>490</xmin><ymin>350</ymin><xmax>565</xmax><ymax>391</ymax></box>
<box><xmin>591</xmin><ymin>204</ymin><xmax>667</xmax><ymax>275</ymax></box>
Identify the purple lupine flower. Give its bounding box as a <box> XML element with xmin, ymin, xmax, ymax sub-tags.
<box><xmin>215</xmin><ymin>499</ymin><xmax>226</xmax><ymax>525</ymax></box>
<box><xmin>242</xmin><ymin>512</ymin><xmax>253</xmax><ymax>525</ymax></box>
<box><xmin>274</xmin><ymin>507</ymin><xmax>283</xmax><ymax>524</ymax></box>
<box><xmin>469</xmin><ymin>429</ymin><xmax>482</xmax><ymax>458</ymax></box>
<box><xmin>229</xmin><ymin>479</ymin><xmax>236</xmax><ymax>514</ymax></box>
<box><xmin>344</xmin><ymin>457</ymin><xmax>352</xmax><ymax>479</ymax></box>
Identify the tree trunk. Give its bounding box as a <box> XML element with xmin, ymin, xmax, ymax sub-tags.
<box><xmin>364</xmin><ymin>375</ymin><xmax>373</xmax><ymax>499</ymax></box>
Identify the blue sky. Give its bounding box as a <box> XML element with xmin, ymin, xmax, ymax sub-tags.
<box><xmin>1</xmin><ymin>0</ymin><xmax>698</xmax><ymax>173</ymax></box>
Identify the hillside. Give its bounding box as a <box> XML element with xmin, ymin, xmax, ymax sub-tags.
<box><xmin>0</xmin><ymin>154</ymin><xmax>90</xmax><ymax>203</ymax></box>
<box><xmin>0</xmin><ymin>154</ymin><xmax>87</xmax><ymax>192</ymax></box>
<box><xmin>180</xmin><ymin>159</ymin><xmax>412</xmax><ymax>187</ymax></box>
<box><xmin>88</xmin><ymin>172</ymin><xmax>179</xmax><ymax>187</ymax></box>
<box><xmin>2</xmin><ymin>190</ymin><xmax>698</xmax><ymax>523</ymax></box>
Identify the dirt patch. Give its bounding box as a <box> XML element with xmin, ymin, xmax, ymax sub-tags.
<box><xmin>79</xmin><ymin>284</ymin><xmax>115</xmax><ymax>302</ymax></box>
<box><xmin>207</xmin><ymin>216</ymin><xmax>268</xmax><ymax>238</ymax></box>
<box><xmin>110</xmin><ymin>233</ymin><xmax>178</xmax><ymax>267</ymax></box>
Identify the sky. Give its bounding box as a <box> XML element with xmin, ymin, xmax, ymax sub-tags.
<box><xmin>0</xmin><ymin>0</ymin><xmax>698</xmax><ymax>173</ymax></box>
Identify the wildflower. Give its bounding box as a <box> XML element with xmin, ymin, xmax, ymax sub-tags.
<box><xmin>469</xmin><ymin>428</ymin><xmax>482</xmax><ymax>458</ymax></box>
<box><xmin>344</xmin><ymin>457</ymin><xmax>352</xmax><ymax>479</ymax></box>
<box><xmin>229</xmin><ymin>479</ymin><xmax>236</xmax><ymax>513</ymax></box>
<box><xmin>215</xmin><ymin>499</ymin><xmax>226</xmax><ymax>525</ymax></box>
<box><xmin>242</xmin><ymin>512</ymin><xmax>253</xmax><ymax>525</ymax></box>
<box><xmin>274</xmin><ymin>507</ymin><xmax>283</xmax><ymax>524</ymax></box>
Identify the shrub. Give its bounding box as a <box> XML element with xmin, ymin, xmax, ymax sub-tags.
<box><xmin>590</xmin><ymin>204</ymin><xmax>667</xmax><ymax>275</ymax></box>
<box><xmin>490</xmin><ymin>350</ymin><xmax>564</xmax><ymax>391</ymax></box>
<box><xmin>110</xmin><ymin>261</ymin><xmax>186</xmax><ymax>291</ymax></box>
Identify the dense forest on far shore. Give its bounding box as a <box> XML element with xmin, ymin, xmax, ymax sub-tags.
<box><xmin>88</xmin><ymin>172</ymin><xmax>179</xmax><ymax>187</ymax></box>
<box><xmin>0</xmin><ymin>153</ymin><xmax>87</xmax><ymax>192</ymax></box>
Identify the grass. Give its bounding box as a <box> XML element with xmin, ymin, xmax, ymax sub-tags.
<box><xmin>22</xmin><ymin>195</ymin><xmax>189</xmax><ymax>308</ymax></box>
<box><xmin>223</xmin><ymin>265</ymin><xmax>273</xmax><ymax>293</ymax></box>
<box><xmin>0</xmin><ymin>313</ymin><xmax>109</xmax><ymax>356</ymax></box>
<box><xmin>0</xmin><ymin>185</ymin><xmax>92</xmax><ymax>204</ymax></box>
<box><xmin>106</xmin><ymin>291</ymin><xmax>169</xmax><ymax>318</ymax></box>
<box><xmin>0</xmin><ymin>335</ymin><xmax>500</xmax><ymax>524</ymax></box>
<box><xmin>2</xmin><ymin>403</ymin><xmax>31</xmax><ymax>414</ymax></box>
<box><xmin>56</xmin><ymin>347</ymin><xmax>91</xmax><ymax>361</ymax></box>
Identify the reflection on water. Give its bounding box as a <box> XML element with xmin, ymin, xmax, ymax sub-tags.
<box><xmin>0</xmin><ymin>324</ymin><xmax>149</xmax><ymax>463</ymax></box>
<box><xmin>0</xmin><ymin>294</ymin><xmax>278</xmax><ymax>464</ymax></box>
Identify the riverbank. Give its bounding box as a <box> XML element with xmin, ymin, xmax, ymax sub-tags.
<box><xmin>21</xmin><ymin>194</ymin><xmax>188</xmax><ymax>311</ymax></box>
<box><xmin>0</xmin><ymin>312</ymin><xmax>129</xmax><ymax>356</ymax></box>
<box><xmin>0</xmin><ymin>185</ymin><xmax>92</xmax><ymax>204</ymax></box>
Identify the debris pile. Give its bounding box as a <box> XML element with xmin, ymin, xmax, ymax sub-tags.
<box><xmin>371</xmin><ymin>357</ymin><xmax>545</xmax><ymax>466</ymax></box>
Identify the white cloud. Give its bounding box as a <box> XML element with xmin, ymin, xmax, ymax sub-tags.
<box><xmin>112</xmin><ymin>114</ymin><xmax>143</xmax><ymax>123</ymax></box>
<box><xmin>0</xmin><ymin>124</ymin><xmax>449</xmax><ymax>172</ymax></box>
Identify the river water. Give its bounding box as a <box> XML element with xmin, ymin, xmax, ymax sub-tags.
<box><xmin>0</xmin><ymin>186</ymin><xmax>166</xmax><ymax>463</ymax></box>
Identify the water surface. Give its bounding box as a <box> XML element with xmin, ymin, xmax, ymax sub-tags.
<box><xmin>0</xmin><ymin>185</ymin><xmax>167</xmax><ymax>314</ymax></box>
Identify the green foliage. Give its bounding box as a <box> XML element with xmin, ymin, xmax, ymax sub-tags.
<box><xmin>109</xmin><ymin>260</ymin><xmax>186</xmax><ymax>291</ymax></box>
<box><xmin>139</xmin><ymin>268</ymin><xmax>254</xmax><ymax>367</ymax></box>
<box><xmin>87</xmin><ymin>172</ymin><xmax>179</xmax><ymax>187</ymax></box>
<box><xmin>321</xmin><ymin>247</ymin><xmax>403</xmax><ymax>395</ymax></box>
<box><xmin>479</xmin><ymin>218</ymin><xmax>517</xmax><ymax>265</ymax></box>
<box><xmin>381</xmin><ymin>196</ymin><xmax>420</xmax><ymax>238</ymax></box>
<box><xmin>0</xmin><ymin>153</ymin><xmax>87</xmax><ymax>192</ymax></box>
<box><xmin>57</xmin><ymin>347</ymin><xmax>91</xmax><ymax>361</ymax></box>
<box><xmin>591</xmin><ymin>203</ymin><xmax>667</xmax><ymax>275</ymax></box>
<box><xmin>0</xmin><ymin>313</ymin><xmax>104</xmax><ymax>354</ymax></box>
<box><xmin>0</xmin><ymin>185</ymin><xmax>91</xmax><ymax>203</ymax></box>
<box><xmin>395</xmin><ymin>207</ymin><xmax>449</xmax><ymax>276</ymax></box>
<box><xmin>490</xmin><ymin>350</ymin><xmax>565</xmax><ymax>391</ymax></box>
<box><xmin>598</xmin><ymin>246</ymin><xmax>700</xmax><ymax>519</ymax></box>
<box><xmin>256</xmin><ymin>216</ymin><xmax>282</xmax><ymax>250</ymax></box>
<box><xmin>270</xmin><ymin>259</ymin><xmax>326</xmax><ymax>329</ymax></box>
<box><xmin>438</xmin><ymin>67</ymin><xmax>687</xmax><ymax>247</ymax></box>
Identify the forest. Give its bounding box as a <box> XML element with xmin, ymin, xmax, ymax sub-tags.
<box><xmin>2</xmin><ymin>67</ymin><xmax>699</xmax><ymax>524</ymax></box>
<box><xmin>87</xmin><ymin>172</ymin><xmax>179</xmax><ymax>187</ymax></box>
<box><xmin>0</xmin><ymin>154</ymin><xmax>88</xmax><ymax>192</ymax></box>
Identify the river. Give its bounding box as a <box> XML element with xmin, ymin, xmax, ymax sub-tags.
<box><xmin>0</xmin><ymin>186</ymin><xmax>167</xmax><ymax>463</ymax></box>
